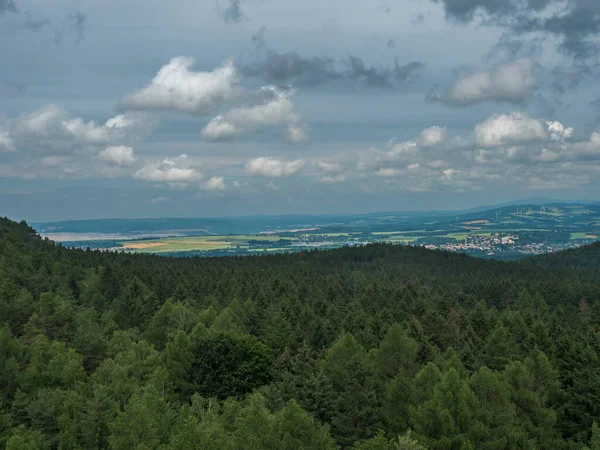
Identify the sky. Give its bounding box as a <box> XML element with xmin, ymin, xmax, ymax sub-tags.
<box><xmin>1</xmin><ymin>0</ymin><xmax>600</xmax><ymax>221</ymax></box>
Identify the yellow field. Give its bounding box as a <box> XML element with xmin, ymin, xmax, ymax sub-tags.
<box><xmin>118</xmin><ymin>234</ymin><xmax>291</xmax><ymax>253</ymax></box>
<box><xmin>570</xmin><ymin>232</ymin><xmax>598</xmax><ymax>240</ymax></box>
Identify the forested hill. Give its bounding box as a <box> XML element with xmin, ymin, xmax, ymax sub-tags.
<box><xmin>1</xmin><ymin>217</ymin><xmax>600</xmax><ymax>450</ymax></box>
<box><xmin>528</xmin><ymin>241</ymin><xmax>600</xmax><ymax>268</ymax></box>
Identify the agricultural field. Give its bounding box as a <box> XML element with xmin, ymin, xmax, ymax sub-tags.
<box><xmin>36</xmin><ymin>202</ymin><xmax>600</xmax><ymax>260</ymax></box>
<box><xmin>116</xmin><ymin>235</ymin><xmax>292</xmax><ymax>254</ymax></box>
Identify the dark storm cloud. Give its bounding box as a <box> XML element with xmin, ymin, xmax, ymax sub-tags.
<box><xmin>432</xmin><ymin>0</ymin><xmax>600</xmax><ymax>60</ymax></box>
<box><xmin>220</xmin><ymin>0</ymin><xmax>245</xmax><ymax>24</ymax></box>
<box><xmin>242</xmin><ymin>29</ymin><xmax>425</xmax><ymax>88</ymax></box>
<box><xmin>0</xmin><ymin>0</ymin><xmax>16</xmax><ymax>14</ymax></box>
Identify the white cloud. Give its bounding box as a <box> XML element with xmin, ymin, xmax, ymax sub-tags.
<box><xmin>201</xmin><ymin>176</ymin><xmax>226</xmax><ymax>191</ymax></box>
<box><xmin>12</xmin><ymin>105</ymin><xmax>149</xmax><ymax>152</ymax></box>
<box><xmin>388</xmin><ymin>139</ymin><xmax>419</xmax><ymax>156</ymax></box>
<box><xmin>41</xmin><ymin>156</ymin><xmax>70</xmax><ymax>167</ymax></box>
<box><xmin>419</xmin><ymin>126</ymin><xmax>445</xmax><ymax>147</ymax></box>
<box><xmin>547</xmin><ymin>121</ymin><xmax>574</xmax><ymax>142</ymax></box>
<box><xmin>202</xmin><ymin>86</ymin><xmax>306</xmax><ymax>141</ymax></box>
<box><xmin>376</xmin><ymin>168</ymin><xmax>401</xmax><ymax>177</ymax></box>
<box><xmin>98</xmin><ymin>146</ymin><xmax>137</xmax><ymax>166</ymax></box>
<box><xmin>149</xmin><ymin>196</ymin><xmax>171</xmax><ymax>204</ymax></box>
<box><xmin>0</xmin><ymin>132</ymin><xmax>14</xmax><ymax>152</ymax></box>
<box><xmin>286</xmin><ymin>124</ymin><xmax>309</xmax><ymax>143</ymax></box>
<box><xmin>474</xmin><ymin>112</ymin><xmax>547</xmax><ymax>148</ymax></box>
<box><xmin>428</xmin><ymin>159</ymin><xmax>448</xmax><ymax>169</ymax></box>
<box><xmin>134</xmin><ymin>154</ymin><xmax>200</xmax><ymax>183</ymax></box>
<box><xmin>352</xmin><ymin>112</ymin><xmax>600</xmax><ymax>193</ymax></box>
<box><xmin>122</xmin><ymin>57</ymin><xmax>241</xmax><ymax>115</ymax></box>
<box><xmin>16</xmin><ymin>104</ymin><xmax>65</xmax><ymax>137</ymax></box>
<box><xmin>440</xmin><ymin>59</ymin><xmax>537</xmax><ymax>107</ymax></box>
<box><xmin>245</xmin><ymin>157</ymin><xmax>304</xmax><ymax>177</ymax></box>
<box><xmin>232</xmin><ymin>180</ymin><xmax>246</xmax><ymax>188</ymax></box>
<box><xmin>320</xmin><ymin>174</ymin><xmax>346</xmax><ymax>183</ymax></box>
<box><xmin>317</xmin><ymin>161</ymin><xmax>342</xmax><ymax>173</ymax></box>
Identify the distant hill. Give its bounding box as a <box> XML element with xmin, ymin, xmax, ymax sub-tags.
<box><xmin>526</xmin><ymin>240</ymin><xmax>600</xmax><ymax>268</ymax></box>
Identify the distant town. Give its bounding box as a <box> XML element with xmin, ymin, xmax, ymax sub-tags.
<box><xmin>36</xmin><ymin>202</ymin><xmax>600</xmax><ymax>261</ymax></box>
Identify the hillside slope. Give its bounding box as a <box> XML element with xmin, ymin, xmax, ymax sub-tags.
<box><xmin>0</xmin><ymin>218</ymin><xmax>600</xmax><ymax>449</ymax></box>
<box><xmin>527</xmin><ymin>241</ymin><xmax>600</xmax><ymax>268</ymax></box>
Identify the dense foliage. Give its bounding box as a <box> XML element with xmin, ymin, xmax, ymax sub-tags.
<box><xmin>1</xmin><ymin>217</ymin><xmax>600</xmax><ymax>449</ymax></box>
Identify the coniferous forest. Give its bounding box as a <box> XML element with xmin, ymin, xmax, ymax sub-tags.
<box><xmin>1</xmin><ymin>217</ymin><xmax>600</xmax><ymax>450</ymax></box>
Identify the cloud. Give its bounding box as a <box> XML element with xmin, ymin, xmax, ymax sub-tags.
<box><xmin>320</xmin><ymin>174</ymin><xmax>346</xmax><ymax>183</ymax></box>
<box><xmin>241</xmin><ymin>50</ymin><xmax>339</xmax><ymax>87</ymax></box>
<box><xmin>67</xmin><ymin>12</ymin><xmax>87</xmax><ymax>44</ymax></box>
<box><xmin>317</xmin><ymin>160</ymin><xmax>346</xmax><ymax>183</ymax></box>
<box><xmin>134</xmin><ymin>154</ymin><xmax>200</xmax><ymax>183</ymax></box>
<box><xmin>242</xmin><ymin>52</ymin><xmax>425</xmax><ymax>88</ymax></box>
<box><xmin>242</xmin><ymin>30</ymin><xmax>425</xmax><ymax>88</ymax></box>
<box><xmin>202</xmin><ymin>86</ymin><xmax>307</xmax><ymax>141</ymax></box>
<box><xmin>429</xmin><ymin>59</ymin><xmax>537</xmax><ymax>107</ymax></box>
<box><xmin>317</xmin><ymin>161</ymin><xmax>343</xmax><ymax>173</ymax></box>
<box><xmin>98</xmin><ymin>146</ymin><xmax>137</xmax><ymax>167</ymax></box>
<box><xmin>570</xmin><ymin>131</ymin><xmax>600</xmax><ymax>161</ymax></box>
<box><xmin>474</xmin><ymin>111</ymin><xmax>547</xmax><ymax>148</ymax></box>
<box><xmin>0</xmin><ymin>132</ymin><xmax>15</xmax><ymax>152</ymax></box>
<box><xmin>351</xmin><ymin>109</ymin><xmax>600</xmax><ymax>193</ymax></box>
<box><xmin>547</xmin><ymin>121</ymin><xmax>574</xmax><ymax>141</ymax></box>
<box><xmin>122</xmin><ymin>57</ymin><xmax>241</xmax><ymax>115</ymax></box>
<box><xmin>220</xmin><ymin>0</ymin><xmax>245</xmax><ymax>24</ymax></box>
<box><xmin>245</xmin><ymin>157</ymin><xmax>304</xmax><ymax>177</ymax></box>
<box><xmin>431</xmin><ymin>0</ymin><xmax>600</xmax><ymax>60</ymax></box>
<box><xmin>376</xmin><ymin>168</ymin><xmax>401</xmax><ymax>177</ymax></box>
<box><xmin>432</xmin><ymin>0</ymin><xmax>523</xmax><ymax>22</ymax></box>
<box><xmin>10</xmin><ymin>105</ymin><xmax>149</xmax><ymax>154</ymax></box>
<box><xmin>201</xmin><ymin>176</ymin><xmax>227</xmax><ymax>191</ymax></box>
<box><xmin>251</xmin><ymin>26</ymin><xmax>267</xmax><ymax>49</ymax></box>
<box><xmin>286</xmin><ymin>124</ymin><xmax>309</xmax><ymax>143</ymax></box>
<box><xmin>419</xmin><ymin>126</ymin><xmax>446</xmax><ymax>147</ymax></box>
<box><xmin>149</xmin><ymin>196</ymin><xmax>171</xmax><ymax>205</ymax></box>
<box><xmin>41</xmin><ymin>156</ymin><xmax>70</xmax><ymax>167</ymax></box>
<box><xmin>0</xmin><ymin>0</ymin><xmax>17</xmax><ymax>14</ymax></box>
